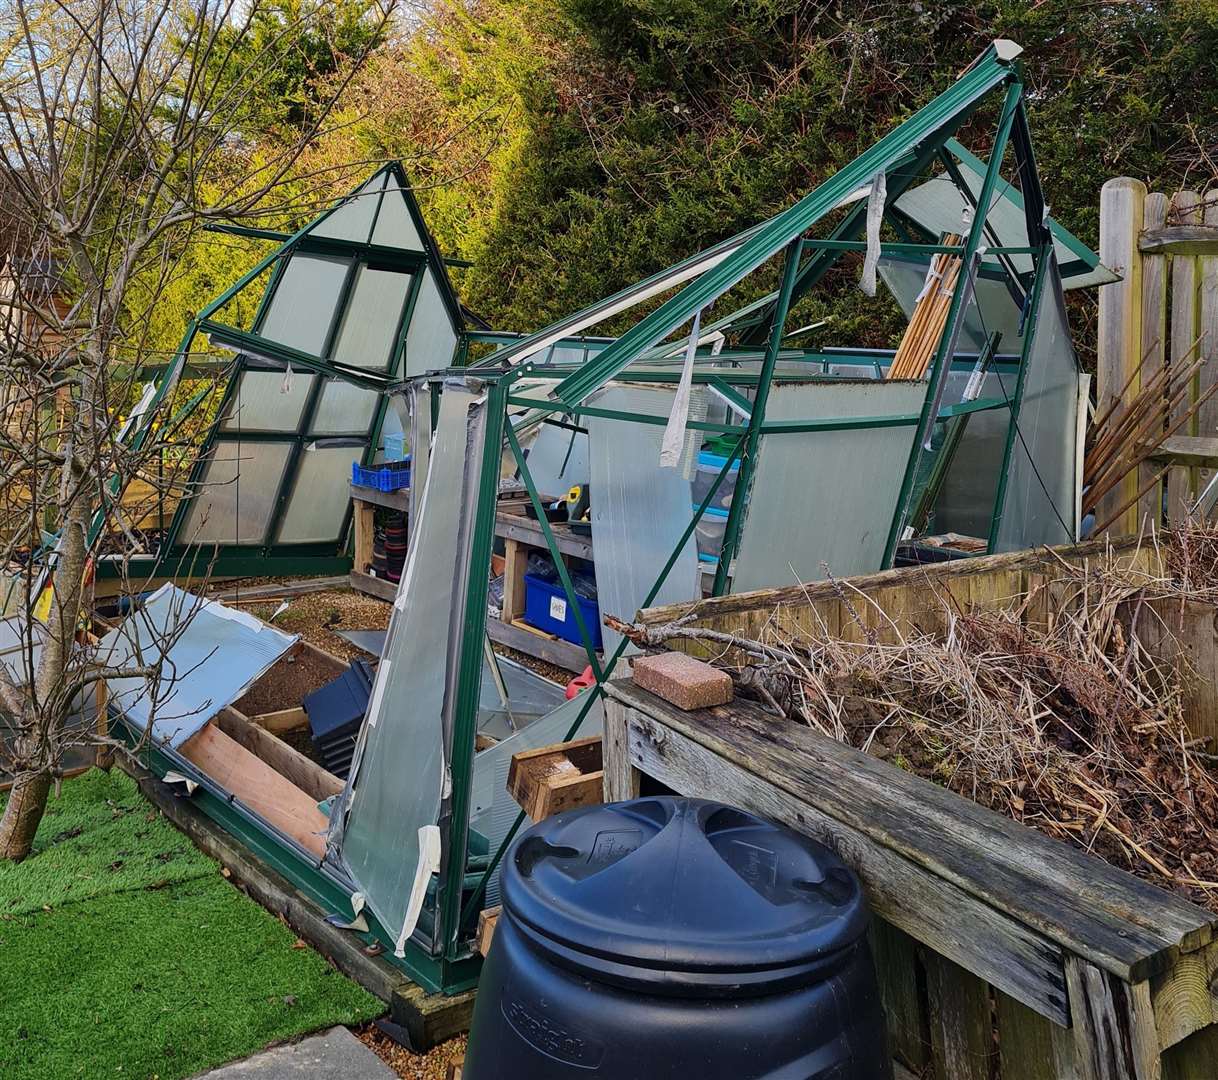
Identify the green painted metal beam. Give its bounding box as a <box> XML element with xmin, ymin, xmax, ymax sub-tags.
<box><xmin>551</xmin><ymin>47</ymin><xmax>1017</xmax><ymax>406</ymax></box>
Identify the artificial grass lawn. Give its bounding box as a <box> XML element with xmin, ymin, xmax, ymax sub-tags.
<box><xmin>0</xmin><ymin>769</ymin><xmax>382</xmax><ymax>1079</ymax></box>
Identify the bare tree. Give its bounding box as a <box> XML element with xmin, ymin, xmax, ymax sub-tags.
<box><xmin>0</xmin><ymin>0</ymin><xmax>394</xmax><ymax>860</ymax></box>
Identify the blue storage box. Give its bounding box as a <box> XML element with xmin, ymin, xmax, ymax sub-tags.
<box><xmin>524</xmin><ymin>574</ymin><xmax>602</xmax><ymax>649</ymax></box>
<box><xmin>352</xmin><ymin>459</ymin><xmax>411</xmax><ymax>492</ymax></box>
<box><xmin>383</xmin><ymin>432</ymin><xmax>407</xmax><ymax>462</ymax></box>
<box><xmin>693</xmin><ymin>451</ymin><xmax>741</xmax><ymax>512</ymax></box>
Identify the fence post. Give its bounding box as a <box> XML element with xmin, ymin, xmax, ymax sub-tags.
<box><xmin>1201</xmin><ymin>189</ymin><xmax>1218</xmax><ymax>507</ymax></box>
<box><xmin>1097</xmin><ymin>177</ymin><xmax>1147</xmax><ymax>536</ymax></box>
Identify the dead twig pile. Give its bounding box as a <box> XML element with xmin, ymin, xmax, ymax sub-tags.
<box><xmin>614</xmin><ymin>556</ymin><xmax>1218</xmax><ymax>910</ymax></box>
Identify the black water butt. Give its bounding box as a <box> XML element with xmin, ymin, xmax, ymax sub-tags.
<box><xmin>463</xmin><ymin>797</ymin><xmax>892</xmax><ymax>1079</ymax></box>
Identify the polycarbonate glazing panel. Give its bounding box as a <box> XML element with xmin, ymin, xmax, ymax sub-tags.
<box><xmin>310</xmin><ymin>175</ymin><xmax>383</xmax><ymax>243</ymax></box>
<box><xmin>97</xmin><ymin>585</ymin><xmax>295</xmax><ymax>748</ymax></box>
<box><xmin>275</xmin><ymin>445</ymin><xmax>362</xmax><ymax>543</ymax></box>
<box><xmin>312</xmin><ymin>379</ymin><xmax>379</xmax><ymax>435</ymax></box>
<box><xmin>931</xmin><ymin>370</ymin><xmax>1009</xmax><ymax>537</ymax></box>
<box><xmin>335</xmin><ymin>385</ymin><xmax>480</xmax><ymax>951</ymax></box>
<box><xmin>732</xmin><ymin>381</ymin><xmax>927</xmax><ymax>590</ymax></box>
<box><xmin>179</xmin><ymin>440</ymin><xmax>292</xmax><ymax>545</ymax></box>
<box><xmin>878</xmin><ymin>256</ymin><xmax>1025</xmax><ymax>356</ymax></box>
<box><xmin>469</xmin><ymin>693</ymin><xmax>604</xmax><ymax>907</ymax></box>
<box><xmin>588</xmin><ymin>385</ymin><xmax>701</xmax><ymax>653</ymax></box>
<box><xmin>403</xmin><ymin>269</ymin><xmax>458</xmax><ymax>376</ymax></box>
<box><xmin>993</xmin><ymin>263</ymin><xmax>1080</xmax><ymax>551</ymax></box>
<box><xmin>331</xmin><ymin>266</ymin><xmax>411</xmax><ymax>371</ymax></box>
<box><xmin>371</xmin><ymin>183</ymin><xmax>425</xmax><ymax>250</ymax></box>
<box><xmin>476</xmin><ymin>656</ymin><xmax>567</xmax><ymax>741</ymax></box>
<box><xmin>257</xmin><ymin>254</ymin><xmax>349</xmax><ymax>355</ymax></box>
<box><xmin>521</xmin><ymin>422</ymin><xmax>589</xmax><ymax>496</ymax></box>
<box><xmin>219</xmin><ymin>369</ymin><xmax>315</xmax><ymax>432</ymax></box>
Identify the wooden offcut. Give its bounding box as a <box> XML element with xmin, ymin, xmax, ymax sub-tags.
<box><xmin>631</xmin><ymin>650</ymin><xmax>733</xmax><ymax>711</ymax></box>
<box><xmin>888</xmin><ymin>234</ymin><xmax>962</xmax><ymax>381</ymax></box>
<box><xmin>178</xmin><ymin>722</ymin><xmax>330</xmax><ymax>857</ymax></box>
<box><xmin>476</xmin><ymin>906</ymin><xmax>501</xmax><ymax>957</ymax></box>
<box><xmin>507</xmin><ymin>735</ymin><xmax>604</xmax><ymax>821</ymax></box>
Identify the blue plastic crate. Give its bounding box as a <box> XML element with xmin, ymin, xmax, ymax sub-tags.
<box><xmin>524</xmin><ymin>574</ymin><xmax>602</xmax><ymax>649</ymax></box>
<box><xmin>352</xmin><ymin>460</ymin><xmax>411</xmax><ymax>492</ymax></box>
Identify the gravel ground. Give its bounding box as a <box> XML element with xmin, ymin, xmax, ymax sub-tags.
<box><xmin>357</xmin><ymin>1027</ymin><xmax>466</xmax><ymax>1078</ymax></box>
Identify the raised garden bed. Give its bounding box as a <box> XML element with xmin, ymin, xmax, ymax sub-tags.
<box><xmin>607</xmin><ymin>537</ymin><xmax>1218</xmax><ymax>1079</ymax></box>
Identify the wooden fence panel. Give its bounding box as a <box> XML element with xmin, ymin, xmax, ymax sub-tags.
<box><xmin>1099</xmin><ymin>182</ymin><xmax>1218</xmax><ymax>530</ymax></box>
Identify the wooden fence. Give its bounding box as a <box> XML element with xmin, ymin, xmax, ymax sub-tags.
<box><xmin>1098</xmin><ymin>180</ymin><xmax>1218</xmax><ymax>535</ymax></box>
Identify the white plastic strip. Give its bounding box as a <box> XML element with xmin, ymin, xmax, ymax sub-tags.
<box><xmin>660</xmin><ymin>308</ymin><xmax>703</xmax><ymax>468</ymax></box>
<box><xmin>860</xmin><ymin>170</ymin><xmax>887</xmax><ymax>297</ymax></box>
<box><xmin>395</xmin><ymin>824</ymin><xmax>441</xmax><ymax>957</ymax></box>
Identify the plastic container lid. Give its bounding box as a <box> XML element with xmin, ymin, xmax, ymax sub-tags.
<box><xmin>501</xmin><ymin>797</ymin><xmax>869</xmax><ymax>996</ymax></box>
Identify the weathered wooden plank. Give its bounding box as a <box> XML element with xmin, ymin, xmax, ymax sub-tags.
<box><xmin>1098</xmin><ymin>177</ymin><xmax>1148</xmax><ymax>536</ymax></box>
<box><xmin>215</xmin><ymin>706</ymin><xmax>343</xmax><ymax>803</ymax></box>
<box><xmin>1196</xmin><ymin>191</ymin><xmax>1218</xmax><ymax>499</ymax></box>
<box><xmin>1151</xmin><ymin>940</ymin><xmax>1218</xmax><ymax>1050</ymax></box>
<box><xmin>639</xmin><ymin>538</ymin><xmax>1138</xmax><ymax>627</ymax></box>
<box><xmin>1065</xmin><ymin>958</ymin><xmax>1162</xmax><ymax>1080</ymax></box>
<box><xmin>1140</xmin><ymin>226</ymin><xmax>1218</xmax><ymax>256</ymax></box>
<box><xmin>623</xmin><ymin>706</ymin><xmax>1070</xmax><ymax>1024</ymax></box>
<box><xmin>924</xmin><ymin>949</ymin><xmax>993</xmax><ymax>1080</ymax></box>
<box><xmin>1161</xmin><ymin>1022</ymin><xmax>1218</xmax><ymax>1080</ymax></box>
<box><xmin>1166</xmin><ymin>191</ymin><xmax>1202</xmax><ymax>517</ymax></box>
<box><xmin>609</xmin><ymin>681</ymin><xmax>1216</xmax><ymax>983</ymax></box>
<box><xmin>1139</xmin><ymin>193</ymin><xmax>1170</xmax><ymax>527</ymax></box>
<box><xmin>507</xmin><ymin>735</ymin><xmax>603</xmax><ymax>821</ymax></box>
<box><xmin>1137</xmin><ymin>598</ymin><xmax>1218</xmax><ymax>748</ymax></box>
<box><xmin>602</xmin><ymin>697</ymin><xmax>642</xmax><ymax>802</ymax></box>
<box><xmin>869</xmin><ymin>919</ymin><xmax>930</xmax><ymax>1073</ymax></box>
<box><xmin>997</xmin><ymin>989</ymin><xmax>1068</xmax><ymax>1080</ymax></box>
<box><xmin>495</xmin><ymin>509</ymin><xmax>594</xmax><ymax>560</ymax></box>
<box><xmin>249</xmin><ymin>705</ymin><xmax>309</xmax><ymax>736</ymax></box>
<box><xmin>349</xmin><ymin>568</ymin><xmax>396</xmax><ymax>602</ymax></box>
<box><xmin>349</xmin><ymin>481</ymin><xmax>410</xmax><ymax>512</ymax></box>
<box><xmin>1144</xmin><ymin>436</ymin><xmax>1218</xmax><ymax>469</ymax></box>
<box><xmin>485</xmin><ymin>617</ymin><xmax>591</xmax><ymax>673</ymax></box>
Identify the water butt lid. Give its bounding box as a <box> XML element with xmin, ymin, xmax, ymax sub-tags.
<box><xmin>501</xmin><ymin>797</ymin><xmax>869</xmax><ymax>995</ymax></box>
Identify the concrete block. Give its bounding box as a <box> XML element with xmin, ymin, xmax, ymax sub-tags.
<box><xmin>196</xmin><ymin>1026</ymin><xmax>394</xmax><ymax>1079</ymax></box>
<box><xmin>631</xmin><ymin>651</ymin><xmax>733</xmax><ymax>711</ymax></box>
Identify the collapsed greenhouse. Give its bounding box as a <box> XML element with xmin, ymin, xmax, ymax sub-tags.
<box><xmin>92</xmin><ymin>40</ymin><xmax>1122</xmax><ymax>996</ymax></box>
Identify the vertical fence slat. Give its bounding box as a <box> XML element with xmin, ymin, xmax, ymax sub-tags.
<box><xmin>1139</xmin><ymin>193</ymin><xmax>1169</xmax><ymax>527</ymax></box>
<box><xmin>923</xmin><ymin>948</ymin><xmax>994</xmax><ymax>1080</ymax></box>
<box><xmin>997</xmin><ymin>989</ymin><xmax>1067</xmax><ymax>1079</ymax></box>
<box><xmin>1167</xmin><ymin>191</ymin><xmax>1203</xmax><ymax>517</ymax></box>
<box><xmin>870</xmin><ymin>919</ymin><xmax>930</xmax><ymax>1073</ymax></box>
<box><xmin>1199</xmin><ymin>190</ymin><xmax>1218</xmax><ymax>505</ymax></box>
<box><xmin>1098</xmin><ymin>178</ymin><xmax>1148</xmax><ymax>535</ymax></box>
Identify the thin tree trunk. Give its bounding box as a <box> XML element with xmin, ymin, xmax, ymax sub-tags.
<box><xmin>0</xmin><ymin>769</ymin><xmax>52</xmax><ymax>862</ymax></box>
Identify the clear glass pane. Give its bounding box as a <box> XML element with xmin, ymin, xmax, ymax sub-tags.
<box><xmin>371</xmin><ymin>182</ymin><xmax>424</xmax><ymax>250</ymax></box>
<box><xmin>258</xmin><ymin>254</ymin><xmax>349</xmax><ymax>356</ymax></box>
<box><xmin>331</xmin><ymin>266</ymin><xmax>411</xmax><ymax>371</ymax></box>
<box><xmin>179</xmin><ymin>440</ymin><xmax>293</xmax><ymax>545</ymax></box>
<box><xmin>311</xmin><ymin>175</ymin><xmax>383</xmax><ymax>243</ymax></box>
<box><xmin>312</xmin><ymin>380</ymin><xmax>379</xmax><ymax>435</ymax></box>
<box><xmin>276</xmin><ymin>444</ymin><xmax>363</xmax><ymax>543</ymax></box>
<box><xmin>403</xmin><ymin>269</ymin><xmax>458</xmax><ymax>376</ymax></box>
<box><xmin>219</xmin><ymin>370</ymin><xmax>315</xmax><ymax>433</ymax></box>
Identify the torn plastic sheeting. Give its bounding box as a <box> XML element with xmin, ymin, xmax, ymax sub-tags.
<box><xmin>95</xmin><ymin>583</ymin><xmax>298</xmax><ymax>749</ymax></box>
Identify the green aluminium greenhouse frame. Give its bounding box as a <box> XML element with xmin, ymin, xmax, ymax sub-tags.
<box><xmin>117</xmin><ymin>41</ymin><xmax>1103</xmax><ymax>997</ymax></box>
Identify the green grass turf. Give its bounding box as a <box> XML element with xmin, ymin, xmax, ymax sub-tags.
<box><xmin>0</xmin><ymin>770</ymin><xmax>382</xmax><ymax>1079</ymax></box>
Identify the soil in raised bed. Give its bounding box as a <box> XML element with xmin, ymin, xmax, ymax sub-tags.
<box><xmin>232</xmin><ymin>646</ymin><xmax>342</xmax><ymax>718</ymax></box>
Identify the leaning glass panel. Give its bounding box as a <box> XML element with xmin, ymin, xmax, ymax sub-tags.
<box><xmin>275</xmin><ymin>444</ymin><xmax>364</xmax><ymax>543</ymax></box>
<box><xmin>732</xmin><ymin>380</ymin><xmax>926</xmax><ymax>589</ymax></box>
<box><xmin>219</xmin><ymin>369</ymin><xmax>315</xmax><ymax>432</ymax></box>
<box><xmin>311</xmin><ymin>379</ymin><xmax>379</xmax><ymax>435</ymax></box>
<box><xmin>992</xmin><ymin>259</ymin><xmax>1080</xmax><ymax>551</ymax></box>
<box><xmin>178</xmin><ymin>440</ymin><xmax>293</xmax><ymax>545</ymax></box>
<box><xmin>403</xmin><ymin>268</ymin><xmax>458</xmax><ymax>376</ymax></box>
<box><xmin>257</xmin><ymin>253</ymin><xmax>349</xmax><ymax>355</ymax></box>
<box><xmin>587</xmin><ymin>384</ymin><xmax>701</xmax><ymax>653</ymax></box>
<box><xmin>331</xmin><ymin>265</ymin><xmax>412</xmax><ymax>371</ymax></box>
<box><xmin>332</xmin><ymin>382</ymin><xmax>484</xmax><ymax>955</ymax></box>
